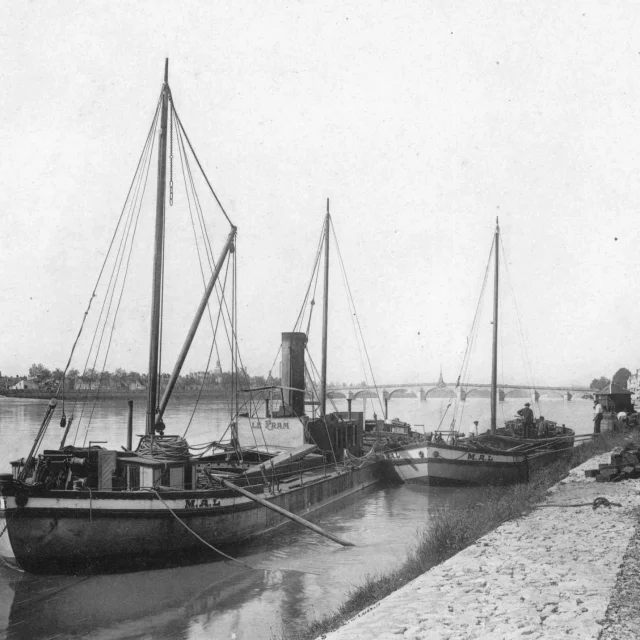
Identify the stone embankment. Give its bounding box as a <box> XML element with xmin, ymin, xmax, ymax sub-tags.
<box><xmin>321</xmin><ymin>454</ymin><xmax>640</xmax><ymax>639</ymax></box>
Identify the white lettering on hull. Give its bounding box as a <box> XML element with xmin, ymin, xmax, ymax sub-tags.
<box><xmin>388</xmin><ymin>447</ymin><xmax>523</xmax><ymax>464</ymax></box>
<box><xmin>2</xmin><ymin>495</ymin><xmax>248</xmax><ymax>512</ymax></box>
<box><xmin>250</xmin><ymin>419</ymin><xmax>291</xmax><ymax>431</ymax></box>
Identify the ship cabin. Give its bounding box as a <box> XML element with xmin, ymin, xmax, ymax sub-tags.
<box><xmin>594</xmin><ymin>383</ymin><xmax>634</xmax><ymax>414</ymax></box>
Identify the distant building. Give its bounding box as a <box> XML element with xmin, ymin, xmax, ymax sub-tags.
<box><xmin>594</xmin><ymin>382</ymin><xmax>633</xmax><ymax>413</ymax></box>
<box><xmin>628</xmin><ymin>369</ymin><xmax>640</xmax><ymax>405</ymax></box>
<box><xmin>0</xmin><ymin>376</ymin><xmax>19</xmax><ymax>389</ymax></box>
<box><xmin>213</xmin><ymin>360</ymin><xmax>223</xmax><ymax>385</ymax></box>
<box><xmin>10</xmin><ymin>378</ymin><xmax>40</xmax><ymax>390</ymax></box>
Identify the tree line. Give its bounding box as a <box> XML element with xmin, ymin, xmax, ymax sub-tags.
<box><xmin>24</xmin><ymin>363</ymin><xmax>278</xmax><ymax>391</ymax></box>
<box><xmin>590</xmin><ymin>367</ymin><xmax>633</xmax><ymax>390</ymax></box>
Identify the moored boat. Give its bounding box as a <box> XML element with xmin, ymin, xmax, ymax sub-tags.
<box><xmin>0</xmin><ymin>62</ymin><xmax>383</xmax><ymax>575</ymax></box>
<box><xmin>385</xmin><ymin>220</ymin><xmax>575</xmax><ymax>486</ymax></box>
<box><xmin>386</xmin><ymin>423</ymin><xmax>574</xmax><ymax>485</ymax></box>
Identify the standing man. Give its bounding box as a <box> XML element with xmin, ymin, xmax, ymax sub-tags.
<box><xmin>517</xmin><ymin>402</ymin><xmax>535</xmax><ymax>438</ymax></box>
<box><xmin>593</xmin><ymin>400</ymin><xmax>604</xmax><ymax>434</ymax></box>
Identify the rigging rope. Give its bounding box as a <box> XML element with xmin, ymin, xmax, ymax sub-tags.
<box><xmin>79</xmin><ymin>120</ymin><xmax>155</xmax><ymax>445</ymax></box>
<box><xmin>293</xmin><ymin>216</ymin><xmax>326</xmax><ymax>334</ymax></box>
<box><xmin>172</xmin><ymin>108</ymin><xmax>241</xmax><ymax>435</ymax></box>
<box><xmin>73</xmin><ymin>97</ymin><xmax>162</xmax><ymax>446</ymax></box>
<box><xmin>452</xmin><ymin>235</ymin><xmax>495</xmax><ymax>430</ymax></box>
<box><xmin>170</xmin><ymin>98</ymin><xmax>234</xmax><ymax>227</ymax></box>
<box><xmin>57</xmin><ymin>91</ymin><xmax>164</xmax><ymax>404</ymax></box>
<box><xmin>499</xmin><ymin>237</ymin><xmax>541</xmax><ymax>415</ymax></box>
<box><xmin>173</xmin><ymin>109</ymin><xmax>243</xmax><ymax>414</ymax></box>
<box><xmin>331</xmin><ymin>222</ymin><xmax>385</xmax><ymax>416</ymax></box>
<box><xmin>172</xmin><ymin>104</ymin><xmax>256</xmax><ymax>444</ymax></box>
<box><xmin>19</xmin><ymin>399</ymin><xmax>57</xmax><ymax>481</ymax></box>
<box><xmin>151</xmin><ymin>490</ymin><xmax>255</xmax><ymax>569</ymax></box>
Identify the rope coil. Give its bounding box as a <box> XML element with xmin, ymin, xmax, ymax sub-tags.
<box><xmin>136</xmin><ymin>436</ymin><xmax>191</xmax><ymax>461</ymax></box>
<box><xmin>537</xmin><ymin>496</ymin><xmax>623</xmax><ymax>509</ymax></box>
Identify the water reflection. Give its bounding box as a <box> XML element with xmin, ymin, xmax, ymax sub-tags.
<box><xmin>0</xmin><ymin>395</ymin><xmax>594</xmax><ymax>639</ymax></box>
<box><xmin>6</xmin><ymin>563</ymin><xmax>276</xmax><ymax>639</ymax></box>
<box><xmin>0</xmin><ymin>483</ymin><xmax>483</xmax><ymax>640</ymax></box>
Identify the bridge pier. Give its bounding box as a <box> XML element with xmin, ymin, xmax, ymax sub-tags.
<box><xmin>457</xmin><ymin>387</ymin><xmax>467</xmax><ymax>402</ymax></box>
<box><xmin>564</xmin><ymin>391</ymin><xmax>572</xmax><ymax>402</ymax></box>
<box><xmin>383</xmin><ymin>390</ymin><xmax>389</xmax><ymax>419</ymax></box>
<box><xmin>499</xmin><ymin>389</ymin><xmax>505</xmax><ymax>402</ymax></box>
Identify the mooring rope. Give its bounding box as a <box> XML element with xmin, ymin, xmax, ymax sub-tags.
<box><xmin>151</xmin><ymin>490</ymin><xmax>255</xmax><ymax>569</ymax></box>
<box><xmin>0</xmin><ymin>510</ymin><xmax>25</xmax><ymax>572</ymax></box>
<box><xmin>537</xmin><ymin>497</ymin><xmax>623</xmax><ymax>510</ymax></box>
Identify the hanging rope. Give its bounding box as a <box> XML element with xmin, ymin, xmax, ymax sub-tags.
<box><xmin>170</xmin><ymin>96</ymin><xmax>234</xmax><ymax>227</ymax></box>
<box><xmin>151</xmin><ymin>490</ymin><xmax>255</xmax><ymax>568</ymax></box>
<box><xmin>293</xmin><ymin>216</ymin><xmax>326</xmax><ymax>334</ymax></box>
<box><xmin>73</xmin><ymin>97</ymin><xmax>162</xmax><ymax>446</ymax></box>
<box><xmin>499</xmin><ymin>237</ymin><xmax>542</xmax><ymax>415</ymax></box>
<box><xmin>57</xmin><ymin>91</ymin><xmax>163</xmax><ymax>406</ymax></box>
<box><xmin>19</xmin><ymin>399</ymin><xmax>57</xmax><ymax>481</ymax></box>
<box><xmin>137</xmin><ymin>436</ymin><xmax>191</xmax><ymax>461</ymax></box>
<box><xmin>452</xmin><ymin>236</ymin><xmax>495</xmax><ymax>429</ymax></box>
<box><xmin>173</xmin><ymin>110</ymin><xmax>240</xmax><ymax>417</ymax></box>
<box><xmin>331</xmin><ymin>221</ymin><xmax>385</xmax><ymax>416</ymax></box>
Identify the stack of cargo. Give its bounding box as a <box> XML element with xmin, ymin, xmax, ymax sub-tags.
<box><xmin>584</xmin><ymin>446</ymin><xmax>640</xmax><ymax>482</ymax></box>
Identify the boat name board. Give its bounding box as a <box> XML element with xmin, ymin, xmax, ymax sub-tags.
<box><xmin>388</xmin><ymin>449</ymin><xmax>497</xmax><ymax>463</ymax></box>
<box><xmin>465</xmin><ymin>452</ymin><xmax>494</xmax><ymax>462</ymax></box>
<box><xmin>250</xmin><ymin>419</ymin><xmax>291</xmax><ymax>431</ymax></box>
<box><xmin>185</xmin><ymin>497</ymin><xmax>221</xmax><ymax>509</ymax></box>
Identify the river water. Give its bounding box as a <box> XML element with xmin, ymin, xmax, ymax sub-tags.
<box><xmin>0</xmin><ymin>394</ymin><xmax>594</xmax><ymax>640</ymax></box>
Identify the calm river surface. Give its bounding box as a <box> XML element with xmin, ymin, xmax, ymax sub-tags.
<box><xmin>0</xmin><ymin>394</ymin><xmax>594</xmax><ymax>639</ymax></box>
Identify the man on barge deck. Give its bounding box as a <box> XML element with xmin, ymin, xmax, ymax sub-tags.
<box><xmin>594</xmin><ymin>401</ymin><xmax>604</xmax><ymax>434</ymax></box>
<box><xmin>517</xmin><ymin>402</ymin><xmax>534</xmax><ymax>439</ymax></box>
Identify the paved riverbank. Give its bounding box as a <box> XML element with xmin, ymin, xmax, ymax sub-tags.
<box><xmin>321</xmin><ymin>453</ymin><xmax>640</xmax><ymax>639</ymax></box>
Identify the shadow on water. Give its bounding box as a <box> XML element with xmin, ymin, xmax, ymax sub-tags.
<box><xmin>0</xmin><ymin>396</ymin><xmax>588</xmax><ymax>639</ymax></box>
<box><xmin>4</xmin><ymin>563</ymin><xmax>288</xmax><ymax>639</ymax></box>
<box><xmin>0</xmin><ymin>482</ymin><xmax>487</xmax><ymax>640</ymax></box>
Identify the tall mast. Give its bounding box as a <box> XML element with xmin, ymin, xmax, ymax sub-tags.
<box><xmin>490</xmin><ymin>218</ymin><xmax>500</xmax><ymax>435</ymax></box>
<box><xmin>320</xmin><ymin>199</ymin><xmax>330</xmax><ymax>417</ymax></box>
<box><xmin>146</xmin><ymin>59</ymin><xmax>170</xmax><ymax>435</ymax></box>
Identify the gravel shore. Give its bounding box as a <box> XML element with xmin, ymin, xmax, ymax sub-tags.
<box><xmin>320</xmin><ymin>453</ymin><xmax>640</xmax><ymax>640</ymax></box>
<box><xmin>599</xmin><ymin>522</ymin><xmax>640</xmax><ymax>639</ymax></box>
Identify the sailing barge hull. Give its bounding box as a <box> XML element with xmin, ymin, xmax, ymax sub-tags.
<box><xmin>386</xmin><ymin>443</ymin><xmax>573</xmax><ymax>486</ymax></box>
<box><xmin>0</xmin><ymin>462</ymin><xmax>380</xmax><ymax>574</ymax></box>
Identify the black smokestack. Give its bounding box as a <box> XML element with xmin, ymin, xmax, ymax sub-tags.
<box><xmin>281</xmin><ymin>332</ymin><xmax>306</xmax><ymax>416</ymax></box>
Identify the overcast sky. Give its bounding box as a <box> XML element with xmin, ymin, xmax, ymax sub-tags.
<box><xmin>1</xmin><ymin>1</ymin><xmax>639</xmax><ymax>388</ymax></box>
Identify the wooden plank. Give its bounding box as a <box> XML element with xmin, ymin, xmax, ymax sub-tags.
<box><xmin>219</xmin><ymin>477</ymin><xmax>354</xmax><ymax>547</ymax></box>
<box><xmin>244</xmin><ymin>444</ymin><xmax>318</xmax><ymax>476</ymax></box>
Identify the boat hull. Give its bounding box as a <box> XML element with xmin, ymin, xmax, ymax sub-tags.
<box><xmin>385</xmin><ymin>441</ymin><xmax>573</xmax><ymax>486</ymax></box>
<box><xmin>0</xmin><ymin>462</ymin><xmax>381</xmax><ymax>574</ymax></box>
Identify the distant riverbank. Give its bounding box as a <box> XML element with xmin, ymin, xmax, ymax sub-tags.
<box><xmin>0</xmin><ymin>388</ymin><xmax>234</xmax><ymax>401</ymax></box>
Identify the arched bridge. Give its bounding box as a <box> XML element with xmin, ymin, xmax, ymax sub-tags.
<box><xmin>326</xmin><ymin>382</ymin><xmax>594</xmax><ymax>405</ymax></box>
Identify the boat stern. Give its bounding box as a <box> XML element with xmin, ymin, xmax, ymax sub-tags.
<box><xmin>0</xmin><ymin>475</ymin><xmax>18</xmax><ymax>567</ymax></box>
